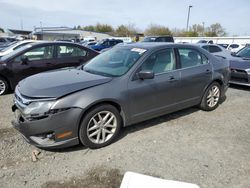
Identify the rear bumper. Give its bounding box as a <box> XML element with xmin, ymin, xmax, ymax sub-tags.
<box><xmin>12</xmin><ymin>106</ymin><xmax>82</xmax><ymax>149</ymax></box>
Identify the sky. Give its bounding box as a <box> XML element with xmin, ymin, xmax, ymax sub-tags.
<box><xmin>0</xmin><ymin>0</ymin><xmax>250</xmax><ymax>36</ymax></box>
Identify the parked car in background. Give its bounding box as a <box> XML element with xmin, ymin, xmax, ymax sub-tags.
<box><xmin>0</xmin><ymin>42</ymin><xmax>99</xmax><ymax>95</ymax></box>
<box><xmin>81</xmin><ymin>41</ymin><xmax>97</xmax><ymax>47</ymax></box>
<box><xmin>217</xmin><ymin>43</ymin><xmax>246</xmax><ymax>53</ymax></box>
<box><xmin>0</xmin><ymin>37</ymin><xmax>18</xmax><ymax>46</ymax></box>
<box><xmin>234</xmin><ymin>45</ymin><xmax>250</xmax><ymax>59</ymax></box>
<box><xmin>0</xmin><ymin>41</ymin><xmax>17</xmax><ymax>51</ymax></box>
<box><xmin>89</xmin><ymin>39</ymin><xmax>123</xmax><ymax>51</ymax></box>
<box><xmin>228</xmin><ymin>43</ymin><xmax>246</xmax><ymax>53</ymax></box>
<box><xmin>197</xmin><ymin>43</ymin><xmax>233</xmax><ymax>59</ymax></box>
<box><xmin>12</xmin><ymin>43</ymin><xmax>230</xmax><ymax>149</ymax></box>
<box><xmin>0</xmin><ymin>40</ymin><xmax>41</xmax><ymax>57</ymax></box>
<box><xmin>197</xmin><ymin>40</ymin><xmax>213</xmax><ymax>44</ymax></box>
<box><xmin>229</xmin><ymin>46</ymin><xmax>250</xmax><ymax>86</ymax></box>
<box><xmin>142</xmin><ymin>36</ymin><xmax>174</xmax><ymax>43</ymax></box>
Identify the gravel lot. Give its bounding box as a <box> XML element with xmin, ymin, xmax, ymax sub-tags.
<box><xmin>0</xmin><ymin>86</ymin><xmax>250</xmax><ymax>188</ymax></box>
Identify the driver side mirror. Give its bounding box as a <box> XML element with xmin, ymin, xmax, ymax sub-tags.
<box><xmin>137</xmin><ymin>70</ymin><xmax>154</xmax><ymax>80</ymax></box>
<box><xmin>21</xmin><ymin>55</ymin><xmax>29</xmax><ymax>65</ymax></box>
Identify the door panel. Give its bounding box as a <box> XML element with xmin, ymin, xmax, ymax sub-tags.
<box><xmin>128</xmin><ymin>70</ymin><xmax>181</xmax><ymax>122</ymax></box>
<box><xmin>10</xmin><ymin>45</ymin><xmax>57</xmax><ymax>84</ymax></box>
<box><xmin>178</xmin><ymin>48</ymin><xmax>212</xmax><ymax>102</ymax></box>
<box><xmin>127</xmin><ymin>48</ymin><xmax>182</xmax><ymax>123</ymax></box>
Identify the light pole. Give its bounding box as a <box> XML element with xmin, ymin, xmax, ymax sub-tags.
<box><xmin>202</xmin><ymin>22</ymin><xmax>205</xmax><ymax>36</ymax></box>
<box><xmin>186</xmin><ymin>5</ymin><xmax>193</xmax><ymax>31</ymax></box>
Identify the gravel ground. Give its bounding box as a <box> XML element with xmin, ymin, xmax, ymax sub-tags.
<box><xmin>0</xmin><ymin>86</ymin><xmax>250</xmax><ymax>188</ymax></box>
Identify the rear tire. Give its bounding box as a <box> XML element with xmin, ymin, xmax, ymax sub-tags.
<box><xmin>0</xmin><ymin>76</ymin><xmax>9</xmax><ymax>96</ymax></box>
<box><xmin>199</xmin><ymin>82</ymin><xmax>221</xmax><ymax>111</ymax></box>
<box><xmin>79</xmin><ymin>104</ymin><xmax>122</xmax><ymax>149</ymax></box>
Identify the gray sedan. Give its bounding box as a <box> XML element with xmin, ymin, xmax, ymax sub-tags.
<box><xmin>12</xmin><ymin>43</ymin><xmax>230</xmax><ymax>149</ymax></box>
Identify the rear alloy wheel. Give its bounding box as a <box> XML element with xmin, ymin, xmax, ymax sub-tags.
<box><xmin>200</xmin><ymin>82</ymin><xmax>221</xmax><ymax>111</ymax></box>
<box><xmin>79</xmin><ymin>104</ymin><xmax>122</xmax><ymax>149</ymax></box>
<box><xmin>0</xmin><ymin>77</ymin><xmax>8</xmax><ymax>96</ymax></box>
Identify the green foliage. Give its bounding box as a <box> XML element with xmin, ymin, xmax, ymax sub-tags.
<box><xmin>83</xmin><ymin>25</ymin><xmax>95</xmax><ymax>32</ymax></box>
<box><xmin>172</xmin><ymin>23</ymin><xmax>226</xmax><ymax>37</ymax></box>
<box><xmin>115</xmin><ymin>24</ymin><xmax>137</xmax><ymax>37</ymax></box>
<box><xmin>145</xmin><ymin>24</ymin><xmax>172</xmax><ymax>36</ymax></box>
<box><xmin>206</xmin><ymin>23</ymin><xmax>226</xmax><ymax>37</ymax></box>
<box><xmin>95</xmin><ymin>23</ymin><xmax>114</xmax><ymax>33</ymax></box>
<box><xmin>183</xmin><ymin>31</ymin><xmax>199</xmax><ymax>37</ymax></box>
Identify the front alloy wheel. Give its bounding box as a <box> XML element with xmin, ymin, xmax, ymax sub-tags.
<box><xmin>79</xmin><ymin>104</ymin><xmax>122</xmax><ymax>149</ymax></box>
<box><xmin>87</xmin><ymin>111</ymin><xmax>117</xmax><ymax>144</ymax></box>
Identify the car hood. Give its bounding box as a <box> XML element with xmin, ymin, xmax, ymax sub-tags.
<box><xmin>17</xmin><ymin>68</ymin><xmax>112</xmax><ymax>98</ymax></box>
<box><xmin>230</xmin><ymin>59</ymin><xmax>250</xmax><ymax>70</ymax></box>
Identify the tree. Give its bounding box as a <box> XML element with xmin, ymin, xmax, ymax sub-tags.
<box><xmin>205</xmin><ymin>23</ymin><xmax>226</xmax><ymax>37</ymax></box>
<box><xmin>0</xmin><ymin>28</ymin><xmax>4</xmax><ymax>33</ymax></box>
<box><xmin>95</xmin><ymin>23</ymin><xmax>114</xmax><ymax>33</ymax></box>
<box><xmin>115</xmin><ymin>24</ymin><xmax>137</xmax><ymax>37</ymax></box>
<box><xmin>83</xmin><ymin>25</ymin><xmax>95</xmax><ymax>32</ymax></box>
<box><xmin>145</xmin><ymin>24</ymin><xmax>172</xmax><ymax>36</ymax></box>
<box><xmin>190</xmin><ymin>24</ymin><xmax>204</xmax><ymax>36</ymax></box>
<box><xmin>183</xmin><ymin>31</ymin><xmax>199</xmax><ymax>37</ymax></box>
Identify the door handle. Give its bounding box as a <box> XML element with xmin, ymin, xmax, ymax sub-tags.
<box><xmin>46</xmin><ymin>62</ymin><xmax>53</xmax><ymax>66</ymax></box>
<box><xmin>205</xmin><ymin>69</ymin><xmax>211</xmax><ymax>74</ymax></box>
<box><xmin>169</xmin><ymin>76</ymin><xmax>178</xmax><ymax>82</ymax></box>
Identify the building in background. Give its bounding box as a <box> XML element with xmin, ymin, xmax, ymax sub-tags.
<box><xmin>33</xmin><ymin>27</ymin><xmax>112</xmax><ymax>41</ymax></box>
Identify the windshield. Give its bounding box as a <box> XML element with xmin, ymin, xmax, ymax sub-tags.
<box><xmin>0</xmin><ymin>44</ymin><xmax>32</xmax><ymax>61</ymax></box>
<box><xmin>236</xmin><ymin>47</ymin><xmax>250</xmax><ymax>58</ymax></box>
<box><xmin>83</xmin><ymin>47</ymin><xmax>147</xmax><ymax>77</ymax></box>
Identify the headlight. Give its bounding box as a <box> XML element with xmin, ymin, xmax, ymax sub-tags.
<box><xmin>23</xmin><ymin>101</ymin><xmax>56</xmax><ymax>117</ymax></box>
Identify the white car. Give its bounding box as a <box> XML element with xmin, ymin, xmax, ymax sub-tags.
<box><xmin>197</xmin><ymin>43</ymin><xmax>234</xmax><ymax>59</ymax></box>
<box><xmin>0</xmin><ymin>40</ymin><xmax>41</xmax><ymax>57</ymax></box>
<box><xmin>227</xmin><ymin>43</ymin><xmax>246</xmax><ymax>53</ymax></box>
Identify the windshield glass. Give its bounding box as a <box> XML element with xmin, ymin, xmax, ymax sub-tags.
<box><xmin>0</xmin><ymin>44</ymin><xmax>32</xmax><ymax>61</ymax></box>
<box><xmin>83</xmin><ymin>47</ymin><xmax>147</xmax><ymax>77</ymax></box>
<box><xmin>236</xmin><ymin>47</ymin><xmax>250</xmax><ymax>58</ymax></box>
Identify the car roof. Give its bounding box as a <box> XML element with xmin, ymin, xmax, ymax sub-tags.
<box><xmin>118</xmin><ymin>42</ymin><xmax>202</xmax><ymax>50</ymax></box>
<box><xmin>26</xmin><ymin>41</ymin><xmax>80</xmax><ymax>47</ymax></box>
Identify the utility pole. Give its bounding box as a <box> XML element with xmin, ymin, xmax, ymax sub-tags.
<box><xmin>186</xmin><ymin>5</ymin><xmax>193</xmax><ymax>31</ymax></box>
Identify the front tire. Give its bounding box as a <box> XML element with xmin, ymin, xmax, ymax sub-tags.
<box><xmin>0</xmin><ymin>76</ymin><xmax>9</xmax><ymax>96</ymax></box>
<box><xmin>79</xmin><ymin>104</ymin><xmax>122</xmax><ymax>149</ymax></box>
<box><xmin>199</xmin><ymin>82</ymin><xmax>221</xmax><ymax>111</ymax></box>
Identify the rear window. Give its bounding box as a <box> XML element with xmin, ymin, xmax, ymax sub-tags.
<box><xmin>143</xmin><ymin>37</ymin><xmax>174</xmax><ymax>43</ymax></box>
<box><xmin>209</xmin><ymin>46</ymin><xmax>222</xmax><ymax>53</ymax></box>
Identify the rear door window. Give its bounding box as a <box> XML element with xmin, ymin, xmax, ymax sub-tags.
<box><xmin>209</xmin><ymin>45</ymin><xmax>222</xmax><ymax>53</ymax></box>
<box><xmin>178</xmin><ymin>48</ymin><xmax>207</xmax><ymax>68</ymax></box>
<box><xmin>57</xmin><ymin>45</ymin><xmax>87</xmax><ymax>58</ymax></box>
